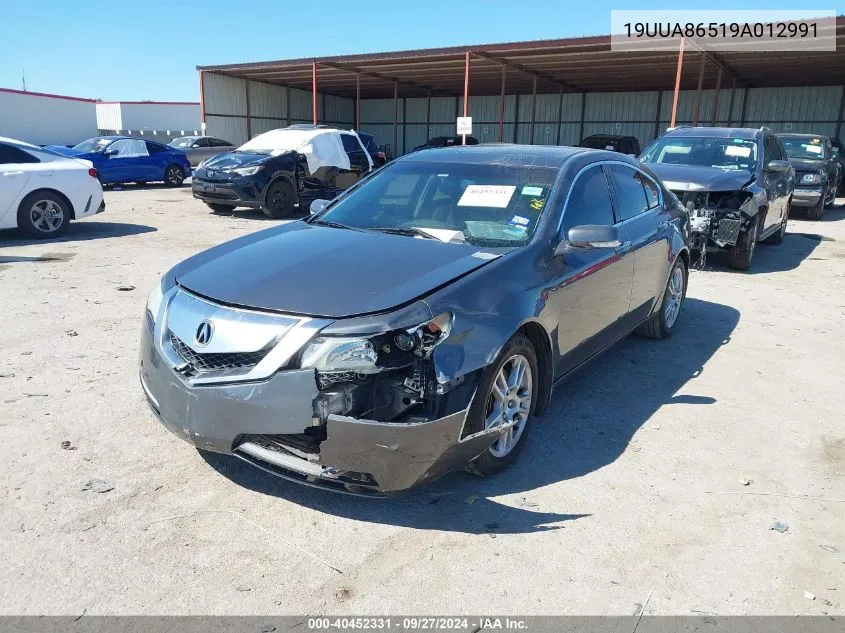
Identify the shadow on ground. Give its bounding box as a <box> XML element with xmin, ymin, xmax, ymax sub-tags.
<box><xmin>203</xmin><ymin>297</ymin><xmax>740</xmax><ymax>535</ymax></box>
<box><xmin>208</xmin><ymin>207</ymin><xmax>309</xmax><ymax>222</ymax></box>
<box><xmin>0</xmin><ymin>221</ymin><xmax>156</xmax><ymax>246</ymax></box>
<box><xmin>704</xmin><ymin>230</ymin><xmax>825</xmax><ymax>274</ymax></box>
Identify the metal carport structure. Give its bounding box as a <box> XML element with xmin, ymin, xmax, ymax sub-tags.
<box><xmin>197</xmin><ymin>16</ymin><xmax>845</xmax><ymax>151</ymax></box>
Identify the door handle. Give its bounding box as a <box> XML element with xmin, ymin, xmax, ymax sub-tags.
<box><xmin>2</xmin><ymin>171</ymin><xmax>24</xmax><ymax>176</ymax></box>
<box><xmin>615</xmin><ymin>240</ymin><xmax>632</xmax><ymax>253</ymax></box>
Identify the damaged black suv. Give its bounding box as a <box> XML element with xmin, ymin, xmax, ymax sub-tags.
<box><xmin>641</xmin><ymin>126</ymin><xmax>794</xmax><ymax>270</ymax></box>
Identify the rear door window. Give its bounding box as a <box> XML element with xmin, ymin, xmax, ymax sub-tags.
<box><xmin>0</xmin><ymin>143</ymin><xmax>39</xmax><ymax>164</ymax></box>
<box><xmin>606</xmin><ymin>164</ymin><xmax>649</xmax><ymax>222</ymax></box>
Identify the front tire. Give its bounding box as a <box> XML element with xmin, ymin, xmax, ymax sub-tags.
<box><xmin>807</xmin><ymin>195</ymin><xmax>824</xmax><ymax>220</ymax></box>
<box><xmin>728</xmin><ymin>214</ymin><xmax>760</xmax><ymax>270</ymax></box>
<box><xmin>636</xmin><ymin>257</ymin><xmax>687</xmax><ymax>340</ymax></box>
<box><xmin>261</xmin><ymin>180</ymin><xmax>295</xmax><ymax>219</ymax></box>
<box><xmin>164</xmin><ymin>165</ymin><xmax>185</xmax><ymax>187</ymax></box>
<box><xmin>466</xmin><ymin>334</ymin><xmax>538</xmax><ymax>477</ymax></box>
<box><xmin>17</xmin><ymin>191</ymin><xmax>70</xmax><ymax>238</ymax></box>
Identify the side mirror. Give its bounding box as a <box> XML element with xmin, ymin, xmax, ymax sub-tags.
<box><xmin>192</xmin><ymin>143</ymin><xmax>201</xmax><ymax>148</ymax></box>
<box><xmin>766</xmin><ymin>159</ymin><xmax>791</xmax><ymax>173</ymax></box>
<box><xmin>104</xmin><ymin>148</ymin><xmax>119</xmax><ymax>157</ymax></box>
<box><xmin>310</xmin><ymin>199</ymin><xmax>330</xmax><ymax>215</ymax></box>
<box><xmin>555</xmin><ymin>224</ymin><xmax>622</xmax><ymax>255</ymax></box>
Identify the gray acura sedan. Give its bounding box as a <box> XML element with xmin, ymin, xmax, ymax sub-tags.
<box><xmin>140</xmin><ymin>145</ymin><xmax>690</xmax><ymax>495</ymax></box>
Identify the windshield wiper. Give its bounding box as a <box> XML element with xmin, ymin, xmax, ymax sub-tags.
<box><xmin>368</xmin><ymin>227</ymin><xmax>444</xmax><ymax>241</ymax></box>
<box><xmin>309</xmin><ymin>218</ymin><xmax>360</xmax><ymax>231</ymax></box>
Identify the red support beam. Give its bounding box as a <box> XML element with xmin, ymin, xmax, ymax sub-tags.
<box><xmin>198</xmin><ymin>71</ymin><xmax>207</xmax><ymax>134</ymax></box>
<box><xmin>462</xmin><ymin>50</ymin><xmax>470</xmax><ymax>144</ymax></box>
<box><xmin>355</xmin><ymin>72</ymin><xmax>360</xmax><ymax>130</ymax></box>
<box><xmin>669</xmin><ymin>38</ymin><xmax>685</xmax><ymax>128</ymax></box>
<box><xmin>710</xmin><ymin>66</ymin><xmax>722</xmax><ymax>126</ymax></box>
<box><xmin>498</xmin><ymin>65</ymin><xmax>506</xmax><ymax>142</ymax></box>
<box><xmin>311</xmin><ymin>61</ymin><xmax>318</xmax><ymax>125</ymax></box>
<box><xmin>692</xmin><ymin>53</ymin><xmax>705</xmax><ymax>126</ymax></box>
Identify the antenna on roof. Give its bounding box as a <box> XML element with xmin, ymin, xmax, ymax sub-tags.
<box><xmin>21</xmin><ymin>69</ymin><xmax>26</xmax><ymax>92</ymax></box>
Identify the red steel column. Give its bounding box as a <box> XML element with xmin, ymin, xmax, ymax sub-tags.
<box><xmin>462</xmin><ymin>51</ymin><xmax>470</xmax><ymax>144</ymax></box>
<box><xmin>529</xmin><ymin>76</ymin><xmax>538</xmax><ymax>144</ymax></box>
<box><xmin>312</xmin><ymin>61</ymin><xmax>318</xmax><ymax>125</ymax></box>
<box><xmin>710</xmin><ymin>66</ymin><xmax>722</xmax><ymax>126</ymax></box>
<box><xmin>392</xmin><ymin>81</ymin><xmax>398</xmax><ymax>155</ymax></box>
<box><xmin>669</xmin><ymin>38</ymin><xmax>685</xmax><ymax>128</ymax></box>
<box><xmin>692</xmin><ymin>53</ymin><xmax>705</xmax><ymax>126</ymax></box>
<box><xmin>199</xmin><ymin>70</ymin><xmax>206</xmax><ymax>134</ymax></box>
<box><xmin>355</xmin><ymin>72</ymin><xmax>361</xmax><ymax>130</ymax></box>
<box><xmin>498</xmin><ymin>65</ymin><xmax>506</xmax><ymax>142</ymax></box>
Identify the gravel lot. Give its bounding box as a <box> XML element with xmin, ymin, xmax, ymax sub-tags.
<box><xmin>1</xmin><ymin>184</ymin><xmax>844</xmax><ymax>615</ymax></box>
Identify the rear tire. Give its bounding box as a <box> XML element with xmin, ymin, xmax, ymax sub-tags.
<box><xmin>636</xmin><ymin>257</ymin><xmax>687</xmax><ymax>340</ymax></box>
<box><xmin>164</xmin><ymin>165</ymin><xmax>185</xmax><ymax>187</ymax></box>
<box><xmin>807</xmin><ymin>195</ymin><xmax>824</xmax><ymax>220</ymax></box>
<box><xmin>261</xmin><ymin>180</ymin><xmax>295</xmax><ymax>219</ymax></box>
<box><xmin>728</xmin><ymin>214</ymin><xmax>760</xmax><ymax>270</ymax></box>
<box><xmin>17</xmin><ymin>191</ymin><xmax>70</xmax><ymax>239</ymax></box>
<box><xmin>465</xmin><ymin>334</ymin><xmax>538</xmax><ymax>478</ymax></box>
<box><xmin>205</xmin><ymin>202</ymin><xmax>236</xmax><ymax>213</ymax></box>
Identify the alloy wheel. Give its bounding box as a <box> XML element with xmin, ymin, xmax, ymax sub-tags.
<box><xmin>30</xmin><ymin>200</ymin><xmax>65</xmax><ymax>233</ymax></box>
<box><xmin>486</xmin><ymin>354</ymin><xmax>533</xmax><ymax>458</ymax></box>
<box><xmin>664</xmin><ymin>266</ymin><xmax>685</xmax><ymax>328</ymax></box>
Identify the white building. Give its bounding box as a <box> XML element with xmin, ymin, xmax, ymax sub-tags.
<box><xmin>95</xmin><ymin>101</ymin><xmax>201</xmax><ymax>136</ymax></box>
<box><xmin>0</xmin><ymin>87</ymin><xmax>98</xmax><ymax>146</ymax></box>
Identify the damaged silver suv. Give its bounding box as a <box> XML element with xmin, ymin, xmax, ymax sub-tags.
<box><xmin>139</xmin><ymin>145</ymin><xmax>690</xmax><ymax>495</ymax></box>
<box><xmin>641</xmin><ymin>126</ymin><xmax>794</xmax><ymax>270</ymax></box>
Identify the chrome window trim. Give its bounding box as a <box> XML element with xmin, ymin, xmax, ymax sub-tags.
<box><xmin>153</xmin><ymin>287</ymin><xmax>330</xmax><ymax>387</ymax></box>
<box><xmin>556</xmin><ymin>159</ymin><xmax>664</xmax><ymax>236</ymax></box>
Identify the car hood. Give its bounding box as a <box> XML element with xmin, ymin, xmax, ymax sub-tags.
<box><xmin>646</xmin><ymin>164</ymin><xmax>753</xmax><ymax>192</ymax></box>
<box><xmin>787</xmin><ymin>157</ymin><xmax>826</xmax><ymax>171</ymax></box>
<box><xmin>201</xmin><ymin>151</ymin><xmax>279</xmax><ymax>169</ymax></box>
<box><xmin>174</xmin><ymin>222</ymin><xmax>499</xmax><ymax>318</ymax></box>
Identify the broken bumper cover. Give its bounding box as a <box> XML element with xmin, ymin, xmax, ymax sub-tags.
<box><xmin>791</xmin><ymin>188</ymin><xmax>823</xmax><ymax>207</ymax></box>
<box><xmin>191</xmin><ymin>177</ymin><xmax>263</xmax><ymax>208</ymax></box>
<box><xmin>139</xmin><ymin>324</ymin><xmax>500</xmax><ymax>495</ymax></box>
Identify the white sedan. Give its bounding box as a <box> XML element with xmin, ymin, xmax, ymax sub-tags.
<box><xmin>0</xmin><ymin>136</ymin><xmax>105</xmax><ymax>238</ymax></box>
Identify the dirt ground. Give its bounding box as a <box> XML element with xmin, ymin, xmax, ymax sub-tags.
<box><xmin>1</xmin><ymin>184</ymin><xmax>843</xmax><ymax>616</ymax></box>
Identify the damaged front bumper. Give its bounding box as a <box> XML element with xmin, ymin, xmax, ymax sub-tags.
<box><xmin>139</xmin><ymin>311</ymin><xmax>502</xmax><ymax>496</ymax></box>
<box><xmin>791</xmin><ymin>187</ymin><xmax>823</xmax><ymax>207</ymax></box>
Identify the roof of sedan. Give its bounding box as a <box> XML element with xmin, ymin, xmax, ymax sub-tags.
<box><xmin>401</xmin><ymin>143</ymin><xmax>591</xmax><ymax>166</ymax></box>
<box><xmin>662</xmin><ymin>127</ymin><xmax>761</xmax><ymax>140</ymax></box>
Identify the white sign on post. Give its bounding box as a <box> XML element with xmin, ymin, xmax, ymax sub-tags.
<box><xmin>456</xmin><ymin>117</ymin><xmax>473</xmax><ymax>136</ymax></box>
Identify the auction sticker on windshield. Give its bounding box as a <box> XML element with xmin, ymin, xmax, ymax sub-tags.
<box><xmin>725</xmin><ymin>145</ymin><xmax>752</xmax><ymax>157</ymax></box>
<box><xmin>458</xmin><ymin>185</ymin><xmax>516</xmax><ymax>208</ymax></box>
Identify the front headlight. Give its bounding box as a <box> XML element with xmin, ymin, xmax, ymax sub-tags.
<box><xmin>145</xmin><ymin>281</ymin><xmax>164</xmax><ymax>330</ymax></box>
<box><xmin>229</xmin><ymin>165</ymin><xmax>264</xmax><ymax>176</ymax></box>
<box><xmin>800</xmin><ymin>172</ymin><xmax>823</xmax><ymax>185</ymax></box>
<box><xmin>300</xmin><ymin>337</ymin><xmax>379</xmax><ymax>374</ymax></box>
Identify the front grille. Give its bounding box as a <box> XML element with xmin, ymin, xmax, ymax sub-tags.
<box><xmin>169</xmin><ymin>333</ymin><xmax>268</xmax><ymax>373</ymax></box>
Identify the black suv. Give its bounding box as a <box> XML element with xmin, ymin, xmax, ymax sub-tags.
<box><xmin>831</xmin><ymin>138</ymin><xmax>845</xmax><ymax>194</ymax></box>
<box><xmin>640</xmin><ymin>126</ymin><xmax>794</xmax><ymax>270</ymax></box>
<box><xmin>192</xmin><ymin>126</ymin><xmax>373</xmax><ymax>218</ymax></box>
<box><xmin>579</xmin><ymin>134</ymin><xmax>641</xmax><ymax>156</ymax></box>
<box><xmin>778</xmin><ymin>134</ymin><xmax>840</xmax><ymax>219</ymax></box>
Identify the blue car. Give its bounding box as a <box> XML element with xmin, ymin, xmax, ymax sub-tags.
<box><xmin>46</xmin><ymin>136</ymin><xmax>191</xmax><ymax>186</ymax></box>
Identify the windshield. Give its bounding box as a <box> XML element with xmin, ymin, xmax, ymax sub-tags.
<box><xmin>311</xmin><ymin>160</ymin><xmax>558</xmax><ymax>247</ymax></box>
<box><xmin>169</xmin><ymin>137</ymin><xmax>196</xmax><ymax>148</ymax></box>
<box><xmin>780</xmin><ymin>136</ymin><xmax>827</xmax><ymax>160</ymax></box>
<box><xmin>640</xmin><ymin>136</ymin><xmax>758</xmax><ymax>171</ymax></box>
<box><xmin>72</xmin><ymin>137</ymin><xmax>113</xmax><ymax>153</ymax></box>
<box><xmin>238</xmin><ymin>129</ymin><xmax>317</xmax><ymax>155</ymax></box>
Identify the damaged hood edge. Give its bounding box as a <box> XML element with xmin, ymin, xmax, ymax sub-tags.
<box><xmin>647</xmin><ymin>164</ymin><xmax>754</xmax><ymax>192</ymax></box>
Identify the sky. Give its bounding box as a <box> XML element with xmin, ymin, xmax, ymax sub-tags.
<box><xmin>0</xmin><ymin>0</ymin><xmax>834</xmax><ymax>101</ymax></box>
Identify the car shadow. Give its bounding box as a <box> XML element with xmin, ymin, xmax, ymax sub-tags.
<box><xmin>208</xmin><ymin>207</ymin><xmax>309</xmax><ymax>222</ymax></box>
<box><xmin>104</xmin><ymin>182</ymin><xmax>190</xmax><ymax>192</ymax></box>
<box><xmin>0</xmin><ymin>221</ymin><xmax>156</xmax><ymax>246</ymax></box>
<box><xmin>704</xmin><ymin>231</ymin><xmax>824</xmax><ymax>275</ymax></box>
<box><xmin>201</xmin><ymin>297</ymin><xmax>739</xmax><ymax>536</ymax></box>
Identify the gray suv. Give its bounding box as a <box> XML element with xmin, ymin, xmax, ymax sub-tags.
<box><xmin>140</xmin><ymin>145</ymin><xmax>690</xmax><ymax>495</ymax></box>
<box><xmin>641</xmin><ymin>126</ymin><xmax>794</xmax><ymax>270</ymax></box>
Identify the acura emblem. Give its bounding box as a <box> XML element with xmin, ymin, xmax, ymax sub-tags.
<box><xmin>194</xmin><ymin>320</ymin><xmax>214</xmax><ymax>346</ymax></box>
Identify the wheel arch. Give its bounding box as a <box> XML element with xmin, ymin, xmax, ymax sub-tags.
<box><xmin>517</xmin><ymin>320</ymin><xmax>554</xmax><ymax>417</ymax></box>
<box><xmin>264</xmin><ymin>172</ymin><xmax>299</xmax><ymax>206</ymax></box>
<box><xmin>18</xmin><ymin>187</ymin><xmax>76</xmax><ymax>220</ymax></box>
